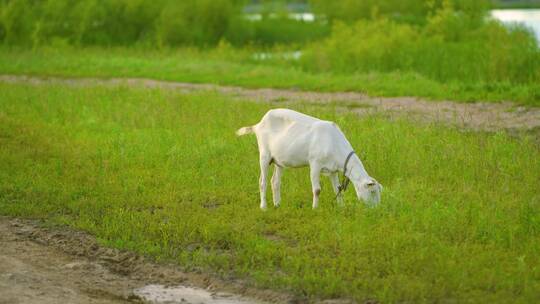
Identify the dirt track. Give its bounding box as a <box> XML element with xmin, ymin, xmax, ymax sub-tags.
<box><xmin>0</xmin><ymin>217</ymin><xmax>300</xmax><ymax>304</ymax></box>
<box><xmin>1</xmin><ymin>74</ymin><xmax>539</xmax><ymax>133</ymax></box>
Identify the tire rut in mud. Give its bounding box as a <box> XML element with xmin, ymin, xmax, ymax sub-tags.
<box><xmin>0</xmin><ymin>217</ymin><xmax>300</xmax><ymax>304</ymax></box>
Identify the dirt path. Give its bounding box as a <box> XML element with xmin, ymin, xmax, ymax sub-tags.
<box><xmin>0</xmin><ymin>217</ymin><xmax>298</xmax><ymax>304</ymax></box>
<box><xmin>1</xmin><ymin>74</ymin><xmax>539</xmax><ymax>133</ymax></box>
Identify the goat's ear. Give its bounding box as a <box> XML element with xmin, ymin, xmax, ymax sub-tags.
<box><xmin>379</xmin><ymin>183</ymin><xmax>383</xmax><ymax>192</ymax></box>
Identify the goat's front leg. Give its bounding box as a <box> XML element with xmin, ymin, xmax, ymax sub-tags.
<box><xmin>271</xmin><ymin>164</ymin><xmax>283</xmax><ymax>207</ymax></box>
<box><xmin>309</xmin><ymin>163</ymin><xmax>322</xmax><ymax>209</ymax></box>
<box><xmin>329</xmin><ymin>173</ymin><xmax>344</xmax><ymax>206</ymax></box>
<box><xmin>259</xmin><ymin>155</ymin><xmax>271</xmax><ymax>210</ymax></box>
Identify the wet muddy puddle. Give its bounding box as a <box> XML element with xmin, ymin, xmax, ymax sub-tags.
<box><xmin>133</xmin><ymin>284</ymin><xmax>259</xmax><ymax>304</ymax></box>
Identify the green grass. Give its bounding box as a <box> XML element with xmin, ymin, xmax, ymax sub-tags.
<box><xmin>0</xmin><ymin>47</ymin><xmax>539</xmax><ymax>106</ymax></box>
<box><xmin>1</xmin><ymin>82</ymin><xmax>539</xmax><ymax>302</ymax></box>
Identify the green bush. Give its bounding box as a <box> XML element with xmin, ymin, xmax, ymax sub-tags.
<box><xmin>226</xmin><ymin>17</ymin><xmax>329</xmax><ymax>46</ymax></box>
<box><xmin>300</xmin><ymin>4</ymin><xmax>540</xmax><ymax>84</ymax></box>
<box><xmin>0</xmin><ymin>0</ymin><xmax>247</xmax><ymax>47</ymax></box>
<box><xmin>1</xmin><ymin>0</ymin><xmax>38</xmax><ymax>45</ymax></box>
<box><xmin>309</xmin><ymin>0</ymin><xmax>491</xmax><ymax>24</ymax></box>
<box><xmin>1</xmin><ymin>0</ymin><xmax>166</xmax><ymax>46</ymax></box>
<box><xmin>156</xmin><ymin>0</ymin><xmax>241</xmax><ymax>46</ymax></box>
<box><xmin>301</xmin><ymin>19</ymin><xmax>419</xmax><ymax>73</ymax></box>
<box><xmin>0</xmin><ymin>0</ymin><xmax>329</xmax><ymax>47</ymax></box>
<box><xmin>309</xmin><ymin>0</ymin><xmax>431</xmax><ymax>24</ymax></box>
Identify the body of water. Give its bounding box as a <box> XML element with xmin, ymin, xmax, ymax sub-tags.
<box><xmin>491</xmin><ymin>9</ymin><xmax>540</xmax><ymax>42</ymax></box>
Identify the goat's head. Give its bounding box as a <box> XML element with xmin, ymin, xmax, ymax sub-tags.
<box><xmin>352</xmin><ymin>178</ymin><xmax>382</xmax><ymax>205</ymax></box>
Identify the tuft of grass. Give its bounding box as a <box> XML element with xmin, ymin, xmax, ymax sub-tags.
<box><xmin>0</xmin><ymin>47</ymin><xmax>539</xmax><ymax>106</ymax></box>
<box><xmin>0</xmin><ymin>83</ymin><xmax>539</xmax><ymax>302</ymax></box>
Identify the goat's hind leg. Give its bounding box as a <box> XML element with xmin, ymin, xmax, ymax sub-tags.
<box><xmin>259</xmin><ymin>154</ymin><xmax>271</xmax><ymax>210</ymax></box>
<box><xmin>271</xmin><ymin>164</ymin><xmax>283</xmax><ymax>207</ymax></box>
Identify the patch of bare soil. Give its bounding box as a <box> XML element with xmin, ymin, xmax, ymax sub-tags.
<box><xmin>1</xmin><ymin>74</ymin><xmax>539</xmax><ymax>133</ymax></box>
<box><xmin>0</xmin><ymin>217</ymin><xmax>308</xmax><ymax>304</ymax></box>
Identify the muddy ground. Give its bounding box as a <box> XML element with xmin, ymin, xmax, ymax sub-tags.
<box><xmin>1</xmin><ymin>75</ymin><xmax>539</xmax><ymax>134</ymax></box>
<box><xmin>0</xmin><ymin>217</ymin><xmax>309</xmax><ymax>304</ymax></box>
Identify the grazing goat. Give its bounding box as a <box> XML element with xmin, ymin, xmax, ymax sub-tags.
<box><xmin>236</xmin><ymin>109</ymin><xmax>382</xmax><ymax>209</ymax></box>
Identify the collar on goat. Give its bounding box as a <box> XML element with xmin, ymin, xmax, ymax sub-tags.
<box><xmin>336</xmin><ymin>151</ymin><xmax>355</xmax><ymax>199</ymax></box>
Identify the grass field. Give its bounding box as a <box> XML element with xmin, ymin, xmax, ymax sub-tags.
<box><xmin>1</xmin><ymin>47</ymin><xmax>539</xmax><ymax>106</ymax></box>
<box><xmin>0</xmin><ymin>82</ymin><xmax>539</xmax><ymax>302</ymax></box>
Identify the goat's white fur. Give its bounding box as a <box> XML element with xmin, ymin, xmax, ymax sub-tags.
<box><xmin>237</xmin><ymin>109</ymin><xmax>382</xmax><ymax>209</ymax></box>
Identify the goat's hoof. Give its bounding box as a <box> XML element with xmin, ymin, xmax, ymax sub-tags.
<box><xmin>260</xmin><ymin>206</ymin><xmax>268</xmax><ymax>211</ymax></box>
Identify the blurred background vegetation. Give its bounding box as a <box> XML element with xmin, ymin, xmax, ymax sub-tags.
<box><xmin>0</xmin><ymin>0</ymin><xmax>539</xmax><ymax>89</ymax></box>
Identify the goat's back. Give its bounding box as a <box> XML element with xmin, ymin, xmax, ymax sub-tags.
<box><xmin>256</xmin><ymin>109</ymin><xmax>320</xmax><ymax>133</ymax></box>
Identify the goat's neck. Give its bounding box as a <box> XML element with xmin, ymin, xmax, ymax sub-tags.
<box><xmin>344</xmin><ymin>154</ymin><xmax>369</xmax><ymax>182</ymax></box>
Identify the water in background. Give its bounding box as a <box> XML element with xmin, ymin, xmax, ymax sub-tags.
<box><xmin>491</xmin><ymin>9</ymin><xmax>540</xmax><ymax>42</ymax></box>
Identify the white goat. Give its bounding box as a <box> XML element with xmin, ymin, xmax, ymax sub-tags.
<box><xmin>236</xmin><ymin>108</ymin><xmax>382</xmax><ymax>209</ymax></box>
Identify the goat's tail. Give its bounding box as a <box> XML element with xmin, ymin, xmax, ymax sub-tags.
<box><xmin>236</xmin><ymin>125</ymin><xmax>255</xmax><ymax>136</ymax></box>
